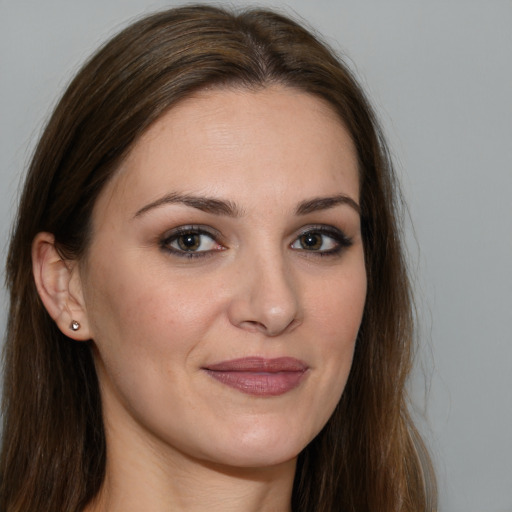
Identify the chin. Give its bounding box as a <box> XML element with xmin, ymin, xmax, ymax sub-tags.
<box><xmin>196</xmin><ymin>424</ymin><xmax>312</xmax><ymax>470</ymax></box>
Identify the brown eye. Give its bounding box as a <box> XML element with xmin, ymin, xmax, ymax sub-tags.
<box><xmin>177</xmin><ymin>233</ymin><xmax>201</xmax><ymax>251</ymax></box>
<box><xmin>161</xmin><ymin>227</ymin><xmax>223</xmax><ymax>257</ymax></box>
<box><xmin>299</xmin><ymin>232</ymin><xmax>322</xmax><ymax>250</ymax></box>
<box><xmin>290</xmin><ymin>226</ymin><xmax>352</xmax><ymax>255</ymax></box>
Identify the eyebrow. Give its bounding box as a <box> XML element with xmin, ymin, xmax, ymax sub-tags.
<box><xmin>295</xmin><ymin>194</ymin><xmax>360</xmax><ymax>216</ymax></box>
<box><xmin>134</xmin><ymin>192</ymin><xmax>244</xmax><ymax>218</ymax></box>
<box><xmin>134</xmin><ymin>192</ymin><xmax>360</xmax><ymax>219</ymax></box>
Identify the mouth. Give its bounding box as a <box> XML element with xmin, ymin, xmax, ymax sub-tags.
<box><xmin>202</xmin><ymin>357</ymin><xmax>309</xmax><ymax>397</ymax></box>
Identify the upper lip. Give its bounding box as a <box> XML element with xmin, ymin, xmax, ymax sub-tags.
<box><xmin>203</xmin><ymin>357</ymin><xmax>308</xmax><ymax>372</ymax></box>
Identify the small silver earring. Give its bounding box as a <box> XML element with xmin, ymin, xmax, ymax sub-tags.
<box><xmin>70</xmin><ymin>320</ymin><xmax>81</xmax><ymax>331</ymax></box>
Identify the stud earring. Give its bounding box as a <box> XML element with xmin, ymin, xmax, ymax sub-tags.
<box><xmin>70</xmin><ymin>320</ymin><xmax>81</xmax><ymax>331</ymax></box>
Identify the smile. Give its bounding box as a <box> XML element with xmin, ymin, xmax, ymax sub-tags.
<box><xmin>202</xmin><ymin>357</ymin><xmax>309</xmax><ymax>397</ymax></box>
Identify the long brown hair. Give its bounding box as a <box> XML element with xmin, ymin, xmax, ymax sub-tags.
<box><xmin>1</xmin><ymin>5</ymin><xmax>436</xmax><ymax>511</ymax></box>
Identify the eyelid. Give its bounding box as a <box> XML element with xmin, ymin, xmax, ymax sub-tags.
<box><xmin>290</xmin><ymin>224</ymin><xmax>353</xmax><ymax>254</ymax></box>
<box><xmin>158</xmin><ymin>223</ymin><xmax>352</xmax><ymax>259</ymax></box>
<box><xmin>295</xmin><ymin>224</ymin><xmax>346</xmax><ymax>237</ymax></box>
<box><xmin>159</xmin><ymin>225</ymin><xmax>225</xmax><ymax>258</ymax></box>
<box><xmin>162</xmin><ymin>224</ymin><xmax>223</xmax><ymax>241</ymax></box>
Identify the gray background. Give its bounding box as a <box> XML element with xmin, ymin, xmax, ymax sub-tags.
<box><xmin>1</xmin><ymin>1</ymin><xmax>511</xmax><ymax>510</ymax></box>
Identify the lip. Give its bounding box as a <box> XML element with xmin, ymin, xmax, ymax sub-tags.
<box><xmin>202</xmin><ymin>357</ymin><xmax>309</xmax><ymax>397</ymax></box>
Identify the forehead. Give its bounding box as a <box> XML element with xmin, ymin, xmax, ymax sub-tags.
<box><xmin>94</xmin><ymin>85</ymin><xmax>360</xmax><ymax>221</ymax></box>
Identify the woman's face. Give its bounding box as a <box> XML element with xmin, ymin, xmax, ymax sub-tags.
<box><xmin>79</xmin><ymin>85</ymin><xmax>366</xmax><ymax>469</ymax></box>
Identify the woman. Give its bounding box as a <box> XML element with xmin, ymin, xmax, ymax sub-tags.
<box><xmin>1</xmin><ymin>5</ymin><xmax>436</xmax><ymax>511</ymax></box>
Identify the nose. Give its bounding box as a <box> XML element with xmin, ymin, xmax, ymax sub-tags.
<box><xmin>227</xmin><ymin>252</ymin><xmax>302</xmax><ymax>337</ymax></box>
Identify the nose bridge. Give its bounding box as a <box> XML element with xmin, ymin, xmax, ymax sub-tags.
<box><xmin>228</xmin><ymin>242</ymin><xmax>301</xmax><ymax>337</ymax></box>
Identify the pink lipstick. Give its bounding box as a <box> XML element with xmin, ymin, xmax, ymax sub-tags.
<box><xmin>203</xmin><ymin>357</ymin><xmax>308</xmax><ymax>397</ymax></box>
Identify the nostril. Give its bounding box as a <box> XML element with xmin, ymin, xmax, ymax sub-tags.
<box><xmin>237</xmin><ymin>317</ymin><xmax>301</xmax><ymax>337</ymax></box>
<box><xmin>238</xmin><ymin>320</ymin><xmax>266</xmax><ymax>333</ymax></box>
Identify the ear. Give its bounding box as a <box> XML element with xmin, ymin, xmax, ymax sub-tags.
<box><xmin>32</xmin><ymin>232</ymin><xmax>91</xmax><ymax>341</ymax></box>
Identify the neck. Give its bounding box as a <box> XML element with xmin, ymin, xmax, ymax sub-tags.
<box><xmin>87</xmin><ymin>452</ymin><xmax>295</xmax><ymax>512</ymax></box>
<box><xmin>84</xmin><ymin>419</ymin><xmax>296</xmax><ymax>512</ymax></box>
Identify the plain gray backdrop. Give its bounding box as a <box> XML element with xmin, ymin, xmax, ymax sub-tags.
<box><xmin>1</xmin><ymin>1</ymin><xmax>511</xmax><ymax>510</ymax></box>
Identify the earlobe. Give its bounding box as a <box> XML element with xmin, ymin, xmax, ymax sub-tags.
<box><xmin>32</xmin><ymin>232</ymin><xmax>91</xmax><ymax>341</ymax></box>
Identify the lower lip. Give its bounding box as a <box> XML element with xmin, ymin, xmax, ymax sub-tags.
<box><xmin>203</xmin><ymin>370</ymin><xmax>307</xmax><ymax>397</ymax></box>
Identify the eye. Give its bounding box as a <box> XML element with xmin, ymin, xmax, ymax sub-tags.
<box><xmin>290</xmin><ymin>226</ymin><xmax>352</xmax><ymax>255</ymax></box>
<box><xmin>160</xmin><ymin>226</ymin><xmax>224</xmax><ymax>257</ymax></box>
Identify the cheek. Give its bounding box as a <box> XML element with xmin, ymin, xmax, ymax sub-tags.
<box><xmin>302</xmin><ymin>257</ymin><xmax>366</xmax><ymax>422</ymax></box>
<box><xmin>311</xmin><ymin>260</ymin><xmax>367</xmax><ymax>343</ymax></box>
<box><xmin>82</xmin><ymin>255</ymin><xmax>235</xmax><ymax>415</ymax></box>
<box><xmin>82</xmin><ymin>257</ymin><xmax>219</xmax><ymax>418</ymax></box>
<box><xmin>84</xmin><ymin>254</ymin><xmax>221</xmax><ymax>347</ymax></box>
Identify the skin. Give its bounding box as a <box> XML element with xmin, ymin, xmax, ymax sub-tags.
<box><xmin>34</xmin><ymin>85</ymin><xmax>367</xmax><ymax>511</ymax></box>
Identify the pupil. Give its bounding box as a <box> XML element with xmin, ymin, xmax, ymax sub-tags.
<box><xmin>301</xmin><ymin>233</ymin><xmax>321</xmax><ymax>250</ymax></box>
<box><xmin>178</xmin><ymin>233</ymin><xmax>200</xmax><ymax>251</ymax></box>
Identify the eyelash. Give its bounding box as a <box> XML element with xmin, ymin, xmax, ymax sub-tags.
<box><xmin>159</xmin><ymin>224</ymin><xmax>352</xmax><ymax>259</ymax></box>
<box><xmin>292</xmin><ymin>225</ymin><xmax>353</xmax><ymax>256</ymax></box>
<box><xmin>160</xmin><ymin>225</ymin><xmax>223</xmax><ymax>259</ymax></box>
